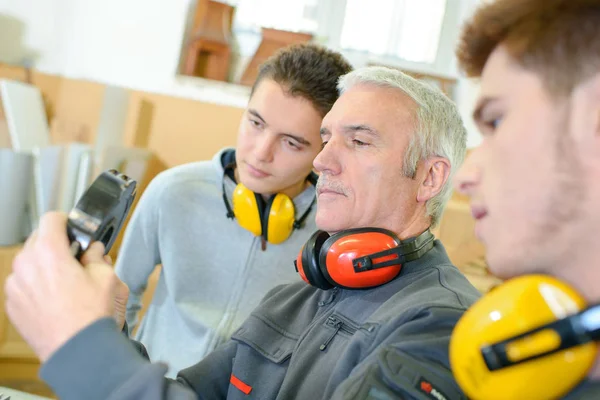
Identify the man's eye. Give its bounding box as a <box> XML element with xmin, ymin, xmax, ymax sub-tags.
<box><xmin>353</xmin><ymin>139</ymin><xmax>368</xmax><ymax>146</ymax></box>
<box><xmin>249</xmin><ymin>119</ymin><xmax>261</xmax><ymax>127</ymax></box>
<box><xmin>321</xmin><ymin>141</ymin><xmax>328</xmax><ymax>150</ymax></box>
<box><xmin>486</xmin><ymin>117</ymin><xmax>502</xmax><ymax>130</ymax></box>
<box><xmin>286</xmin><ymin>139</ymin><xmax>300</xmax><ymax>149</ymax></box>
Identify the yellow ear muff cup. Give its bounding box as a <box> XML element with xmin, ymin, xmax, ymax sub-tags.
<box><xmin>232</xmin><ymin>184</ymin><xmax>262</xmax><ymax>237</ymax></box>
<box><xmin>450</xmin><ymin>275</ymin><xmax>596</xmax><ymax>400</ymax></box>
<box><xmin>266</xmin><ymin>194</ymin><xmax>295</xmax><ymax>244</ymax></box>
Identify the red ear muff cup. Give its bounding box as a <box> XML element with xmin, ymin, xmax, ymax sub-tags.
<box><xmin>319</xmin><ymin>230</ymin><xmax>402</xmax><ymax>289</ymax></box>
<box><xmin>295</xmin><ymin>248</ymin><xmax>309</xmax><ymax>284</ymax></box>
<box><xmin>299</xmin><ymin>230</ymin><xmax>334</xmax><ymax>290</ymax></box>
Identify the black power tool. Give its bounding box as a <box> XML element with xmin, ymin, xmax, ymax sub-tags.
<box><xmin>66</xmin><ymin>169</ymin><xmax>137</xmax><ymax>261</ymax></box>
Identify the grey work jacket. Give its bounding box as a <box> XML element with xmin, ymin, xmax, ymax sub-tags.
<box><xmin>41</xmin><ymin>240</ymin><xmax>481</xmax><ymax>400</ymax></box>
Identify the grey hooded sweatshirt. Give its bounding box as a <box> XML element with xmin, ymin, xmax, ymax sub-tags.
<box><xmin>115</xmin><ymin>147</ymin><xmax>317</xmax><ymax>376</ymax></box>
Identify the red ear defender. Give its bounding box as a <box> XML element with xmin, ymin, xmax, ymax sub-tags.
<box><xmin>294</xmin><ymin>228</ymin><xmax>435</xmax><ymax>290</ymax></box>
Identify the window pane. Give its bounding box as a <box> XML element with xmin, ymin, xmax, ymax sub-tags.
<box><xmin>395</xmin><ymin>0</ymin><xmax>446</xmax><ymax>63</ymax></box>
<box><xmin>233</xmin><ymin>0</ymin><xmax>317</xmax><ymax>33</ymax></box>
<box><xmin>340</xmin><ymin>0</ymin><xmax>397</xmax><ymax>55</ymax></box>
<box><xmin>340</xmin><ymin>0</ymin><xmax>447</xmax><ymax>64</ymax></box>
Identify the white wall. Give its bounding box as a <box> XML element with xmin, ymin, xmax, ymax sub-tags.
<box><xmin>0</xmin><ymin>0</ymin><xmax>482</xmax><ymax>144</ymax></box>
<box><xmin>0</xmin><ymin>0</ymin><xmax>250</xmax><ymax>107</ymax></box>
<box><xmin>0</xmin><ymin>0</ymin><xmax>72</xmax><ymax>73</ymax></box>
<box><xmin>60</xmin><ymin>0</ymin><xmax>191</xmax><ymax>89</ymax></box>
<box><xmin>453</xmin><ymin>0</ymin><xmax>482</xmax><ymax>148</ymax></box>
<box><xmin>0</xmin><ymin>0</ymin><xmax>191</xmax><ymax>85</ymax></box>
<box><xmin>455</xmin><ymin>78</ymin><xmax>482</xmax><ymax>148</ymax></box>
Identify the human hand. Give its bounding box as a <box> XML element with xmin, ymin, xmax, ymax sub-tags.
<box><xmin>83</xmin><ymin>252</ymin><xmax>130</xmax><ymax>332</ymax></box>
<box><xmin>5</xmin><ymin>212</ymin><xmax>123</xmax><ymax>362</ymax></box>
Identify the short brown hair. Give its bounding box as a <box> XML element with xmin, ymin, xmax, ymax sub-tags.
<box><xmin>457</xmin><ymin>0</ymin><xmax>600</xmax><ymax>95</ymax></box>
<box><xmin>250</xmin><ymin>43</ymin><xmax>353</xmax><ymax>116</ymax></box>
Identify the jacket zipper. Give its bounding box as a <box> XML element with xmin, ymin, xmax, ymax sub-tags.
<box><xmin>320</xmin><ymin>315</ymin><xmax>358</xmax><ymax>351</ymax></box>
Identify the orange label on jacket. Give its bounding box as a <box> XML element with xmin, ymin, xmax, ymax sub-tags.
<box><xmin>230</xmin><ymin>374</ymin><xmax>252</xmax><ymax>395</ymax></box>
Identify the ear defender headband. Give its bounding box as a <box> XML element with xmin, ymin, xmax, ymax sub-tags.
<box><xmin>450</xmin><ymin>275</ymin><xmax>600</xmax><ymax>400</ymax></box>
<box><xmin>294</xmin><ymin>228</ymin><xmax>435</xmax><ymax>290</ymax></box>
<box><xmin>221</xmin><ymin>150</ymin><xmax>317</xmax><ymax>245</ymax></box>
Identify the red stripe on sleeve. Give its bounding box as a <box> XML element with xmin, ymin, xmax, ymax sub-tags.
<box><xmin>230</xmin><ymin>374</ymin><xmax>252</xmax><ymax>395</ymax></box>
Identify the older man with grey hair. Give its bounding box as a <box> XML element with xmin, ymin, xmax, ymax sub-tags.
<box><xmin>6</xmin><ymin>66</ymin><xmax>480</xmax><ymax>400</ymax></box>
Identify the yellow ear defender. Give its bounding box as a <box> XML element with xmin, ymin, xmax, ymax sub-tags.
<box><xmin>450</xmin><ymin>275</ymin><xmax>599</xmax><ymax>400</ymax></box>
<box><xmin>221</xmin><ymin>150</ymin><xmax>317</xmax><ymax>245</ymax></box>
<box><xmin>231</xmin><ymin>183</ymin><xmax>295</xmax><ymax>245</ymax></box>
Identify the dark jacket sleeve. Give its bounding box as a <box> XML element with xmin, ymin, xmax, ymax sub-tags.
<box><xmin>330</xmin><ymin>306</ymin><xmax>468</xmax><ymax>400</ymax></box>
<box><xmin>40</xmin><ymin>317</ymin><xmax>234</xmax><ymax>400</ymax></box>
<box><xmin>122</xmin><ymin>320</ymin><xmax>235</xmax><ymax>397</ymax></box>
<box><xmin>122</xmin><ymin>320</ymin><xmax>150</xmax><ymax>360</ymax></box>
<box><xmin>177</xmin><ymin>340</ymin><xmax>237</xmax><ymax>397</ymax></box>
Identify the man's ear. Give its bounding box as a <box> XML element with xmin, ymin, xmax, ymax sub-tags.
<box><xmin>417</xmin><ymin>157</ymin><xmax>451</xmax><ymax>203</ymax></box>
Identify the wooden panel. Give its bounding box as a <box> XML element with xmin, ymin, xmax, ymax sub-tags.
<box><xmin>0</xmin><ymin>246</ymin><xmax>53</xmax><ymax>397</ymax></box>
<box><xmin>0</xmin><ymin>246</ymin><xmax>36</xmax><ymax>360</ymax></box>
<box><xmin>54</xmin><ymin>78</ymin><xmax>244</xmax><ymax>169</ymax></box>
<box><xmin>0</xmin><ymin>67</ymin><xmax>244</xmax><ymax>169</ymax></box>
<box><xmin>121</xmin><ymin>90</ymin><xmax>243</xmax><ymax>168</ymax></box>
<box><xmin>0</xmin><ymin>359</ymin><xmax>54</xmax><ymax>398</ymax></box>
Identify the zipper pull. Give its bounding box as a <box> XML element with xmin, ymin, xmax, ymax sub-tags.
<box><xmin>320</xmin><ymin>321</ymin><xmax>342</xmax><ymax>351</ymax></box>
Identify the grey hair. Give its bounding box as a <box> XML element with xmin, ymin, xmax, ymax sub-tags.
<box><xmin>337</xmin><ymin>66</ymin><xmax>467</xmax><ymax>227</ymax></box>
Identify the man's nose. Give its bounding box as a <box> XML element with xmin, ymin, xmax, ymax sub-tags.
<box><xmin>254</xmin><ymin>135</ymin><xmax>275</xmax><ymax>163</ymax></box>
<box><xmin>314</xmin><ymin>136</ymin><xmax>341</xmax><ymax>175</ymax></box>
